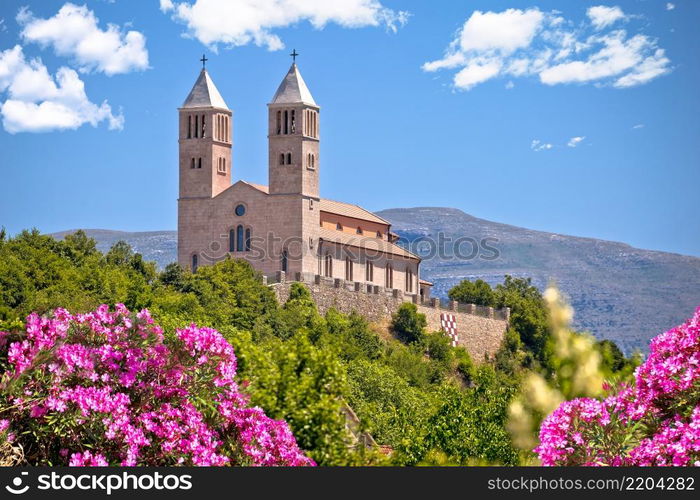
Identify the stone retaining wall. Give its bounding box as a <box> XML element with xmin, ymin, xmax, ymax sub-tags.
<box><xmin>270</xmin><ymin>272</ymin><xmax>508</xmax><ymax>361</ymax></box>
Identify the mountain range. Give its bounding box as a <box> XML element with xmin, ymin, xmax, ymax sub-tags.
<box><xmin>50</xmin><ymin>207</ymin><xmax>700</xmax><ymax>353</ymax></box>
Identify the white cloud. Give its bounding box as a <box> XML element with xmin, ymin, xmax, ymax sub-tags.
<box><xmin>505</xmin><ymin>80</ymin><xmax>514</xmax><ymax>89</ymax></box>
<box><xmin>587</xmin><ymin>6</ymin><xmax>626</xmax><ymax>30</ymax></box>
<box><xmin>19</xmin><ymin>3</ymin><xmax>148</xmax><ymax>75</ymax></box>
<box><xmin>457</xmin><ymin>8</ymin><xmax>544</xmax><ymax>54</ymax></box>
<box><xmin>540</xmin><ymin>32</ymin><xmax>670</xmax><ymax>88</ymax></box>
<box><xmin>0</xmin><ymin>45</ymin><xmax>123</xmax><ymax>133</ymax></box>
<box><xmin>632</xmin><ymin>123</ymin><xmax>644</xmax><ymax>129</ymax></box>
<box><xmin>567</xmin><ymin>136</ymin><xmax>585</xmax><ymax>147</ymax></box>
<box><xmin>161</xmin><ymin>0</ymin><xmax>409</xmax><ymax>50</ymax></box>
<box><xmin>531</xmin><ymin>139</ymin><xmax>553</xmax><ymax>152</ymax></box>
<box><xmin>666</xmin><ymin>3</ymin><xmax>675</xmax><ymax>11</ymax></box>
<box><xmin>423</xmin><ymin>7</ymin><xmax>670</xmax><ymax>91</ymax></box>
<box><xmin>0</xmin><ymin>19</ymin><xmax>6</xmax><ymax>33</ymax></box>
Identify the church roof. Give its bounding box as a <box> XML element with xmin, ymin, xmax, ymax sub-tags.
<box><xmin>319</xmin><ymin>199</ymin><xmax>390</xmax><ymax>225</ymax></box>
<box><xmin>182</xmin><ymin>69</ymin><xmax>228</xmax><ymax>109</ymax></box>
<box><xmin>270</xmin><ymin>63</ymin><xmax>317</xmax><ymax>106</ymax></box>
<box><xmin>318</xmin><ymin>227</ymin><xmax>420</xmax><ymax>261</ymax></box>
<box><xmin>241</xmin><ymin>182</ymin><xmax>389</xmax><ymax>226</ymax></box>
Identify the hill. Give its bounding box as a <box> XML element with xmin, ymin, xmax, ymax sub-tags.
<box><xmin>377</xmin><ymin>207</ymin><xmax>700</xmax><ymax>353</ymax></box>
<box><xmin>50</xmin><ymin>209</ymin><xmax>700</xmax><ymax>353</ymax></box>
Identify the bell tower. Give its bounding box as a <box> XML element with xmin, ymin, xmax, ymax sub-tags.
<box><xmin>268</xmin><ymin>56</ymin><xmax>319</xmax><ymax>198</ymax></box>
<box><xmin>178</xmin><ymin>58</ymin><xmax>232</xmax><ymax>200</ymax></box>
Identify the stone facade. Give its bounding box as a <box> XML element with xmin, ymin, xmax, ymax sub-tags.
<box><xmin>177</xmin><ymin>62</ymin><xmax>424</xmax><ymax>297</ymax></box>
<box><xmin>271</xmin><ymin>274</ymin><xmax>509</xmax><ymax>361</ymax></box>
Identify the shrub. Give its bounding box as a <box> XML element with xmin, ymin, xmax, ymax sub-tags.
<box><xmin>391</xmin><ymin>303</ymin><xmax>427</xmax><ymax>345</ymax></box>
<box><xmin>536</xmin><ymin>307</ymin><xmax>700</xmax><ymax>466</ymax></box>
<box><xmin>425</xmin><ymin>332</ymin><xmax>453</xmax><ymax>365</ymax></box>
<box><xmin>454</xmin><ymin>347</ymin><xmax>476</xmax><ymax>385</ymax></box>
<box><xmin>0</xmin><ymin>305</ymin><xmax>313</xmax><ymax>466</ymax></box>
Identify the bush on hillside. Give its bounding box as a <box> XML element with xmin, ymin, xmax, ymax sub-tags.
<box><xmin>391</xmin><ymin>303</ymin><xmax>427</xmax><ymax>345</ymax></box>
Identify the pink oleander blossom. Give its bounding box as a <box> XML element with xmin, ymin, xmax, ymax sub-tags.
<box><xmin>537</xmin><ymin>307</ymin><xmax>700</xmax><ymax>466</ymax></box>
<box><xmin>0</xmin><ymin>305</ymin><xmax>314</xmax><ymax>467</ymax></box>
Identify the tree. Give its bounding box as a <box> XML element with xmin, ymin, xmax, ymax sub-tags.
<box><xmin>494</xmin><ymin>276</ymin><xmax>551</xmax><ymax>372</ymax></box>
<box><xmin>105</xmin><ymin>240</ymin><xmax>134</xmax><ymax>266</ymax></box>
<box><xmin>448</xmin><ymin>279</ymin><xmax>496</xmax><ymax>306</ymax></box>
<box><xmin>391</xmin><ymin>303</ymin><xmax>427</xmax><ymax>345</ymax></box>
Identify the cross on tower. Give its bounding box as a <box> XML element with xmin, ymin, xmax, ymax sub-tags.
<box><xmin>200</xmin><ymin>54</ymin><xmax>208</xmax><ymax>69</ymax></box>
<box><xmin>290</xmin><ymin>49</ymin><xmax>299</xmax><ymax>63</ymax></box>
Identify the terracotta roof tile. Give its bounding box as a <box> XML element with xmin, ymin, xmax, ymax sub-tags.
<box><xmin>319</xmin><ymin>198</ymin><xmax>390</xmax><ymax>225</ymax></box>
<box><xmin>318</xmin><ymin>227</ymin><xmax>419</xmax><ymax>260</ymax></box>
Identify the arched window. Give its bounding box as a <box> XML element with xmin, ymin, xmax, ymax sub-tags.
<box><xmin>191</xmin><ymin>254</ymin><xmax>198</xmax><ymax>272</ymax></box>
<box><xmin>385</xmin><ymin>264</ymin><xmax>393</xmax><ymax>288</ymax></box>
<box><xmin>290</xmin><ymin>110</ymin><xmax>296</xmax><ymax>133</ymax></box>
<box><xmin>201</xmin><ymin>114</ymin><xmax>206</xmax><ymax>138</ymax></box>
<box><xmin>283</xmin><ymin>110</ymin><xmax>288</xmax><ymax>134</ymax></box>
<box><xmin>336</xmin><ymin>223</ymin><xmax>342</xmax><ymax>231</ymax></box>
<box><xmin>187</xmin><ymin>115</ymin><xmax>192</xmax><ymax>138</ymax></box>
<box><xmin>324</xmin><ymin>253</ymin><xmax>332</xmax><ymax>277</ymax></box>
<box><xmin>376</xmin><ymin>231</ymin><xmax>382</xmax><ymax>239</ymax></box>
<box><xmin>236</xmin><ymin>225</ymin><xmax>244</xmax><ymax>252</ymax></box>
<box><xmin>279</xmin><ymin>153</ymin><xmax>285</xmax><ymax>165</ymax></box>
<box><xmin>229</xmin><ymin>229</ymin><xmax>235</xmax><ymax>252</ymax></box>
<box><xmin>345</xmin><ymin>258</ymin><xmax>353</xmax><ymax>281</ymax></box>
<box><xmin>245</xmin><ymin>228</ymin><xmax>251</xmax><ymax>251</ymax></box>
<box><xmin>311</xmin><ymin>154</ymin><xmax>315</xmax><ymax>169</ymax></box>
<box><xmin>405</xmin><ymin>269</ymin><xmax>413</xmax><ymax>293</ymax></box>
<box><xmin>356</xmin><ymin>227</ymin><xmax>363</xmax><ymax>235</ymax></box>
<box><xmin>223</xmin><ymin>158</ymin><xmax>226</xmax><ymax>172</ymax></box>
<box><xmin>191</xmin><ymin>158</ymin><xmax>195</xmax><ymax>169</ymax></box>
<box><xmin>225</xmin><ymin>116</ymin><xmax>229</xmax><ymax>142</ymax></box>
<box><xmin>276</xmin><ymin>111</ymin><xmax>281</xmax><ymax>135</ymax></box>
<box><xmin>281</xmin><ymin>249</ymin><xmax>288</xmax><ymax>272</ymax></box>
<box><xmin>286</xmin><ymin>153</ymin><xmax>292</xmax><ymax>165</ymax></box>
<box><xmin>195</xmin><ymin>115</ymin><xmax>199</xmax><ymax>138</ymax></box>
<box><xmin>216</xmin><ymin>115</ymin><xmax>220</xmax><ymax>141</ymax></box>
<box><xmin>307</xmin><ymin>153</ymin><xmax>311</xmax><ymax>168</ymax></box>
<box><xmin>365</xmin><ymin>261</ymin><xmax>373</xmax><ymax>282</ymax></box>
<box><xmin>197</xmin><ymin>157</ymin><xmax>202</xmax><ymax>169</ymax></box>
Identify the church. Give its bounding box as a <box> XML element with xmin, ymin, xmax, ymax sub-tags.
<box><xmin>177</xmin><ymin>56</ymin><xmax>432</xmax><ymax>299</ymax></box>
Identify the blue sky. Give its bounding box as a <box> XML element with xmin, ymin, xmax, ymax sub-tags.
<box><xmin>0</xmin><ymin>0</ymin><xmax>698</xmax><ymax>256</ymax></box>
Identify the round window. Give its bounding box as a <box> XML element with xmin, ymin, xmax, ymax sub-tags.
<box><xmin>235</xmin><ymin>204</ymin><xmax>246</xmax><ymax>216</ymax></box>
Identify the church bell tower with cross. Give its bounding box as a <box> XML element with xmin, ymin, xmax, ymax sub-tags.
<box><xmin>268</xmin><ymin>50</ymin><xmax>320</xmax><ymax>198</ymax></box>
<box><xmin>178</xmin><ymin>55</ymin><xmax>232</xmax><ymax>200</ymax></box>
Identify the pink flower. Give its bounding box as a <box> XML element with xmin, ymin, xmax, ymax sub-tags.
<box><xmin>0</xmin><ymin>305</ymin><xmax>313</xmax><ymax>467</ymax></box>
<box><xmin>69</xmin><ymin>450</ymin><xmax>109</xmax><ymax>467</ymax></box>
<box><xmin>537</xmin><ymin>307</ymin><xmax>700</xmax><ymax>467</ymax></box>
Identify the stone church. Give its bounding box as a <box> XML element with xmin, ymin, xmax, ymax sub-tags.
<box><xmin>177</xmin><ymin>60</ymin><xmax>432</xmax><ymax>299</ymax></box>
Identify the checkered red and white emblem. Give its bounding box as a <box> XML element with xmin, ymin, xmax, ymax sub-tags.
<box><xmin>440</xmin><ymin>313</ymin><xmax>458</xmax><ymax>347</ymax></box>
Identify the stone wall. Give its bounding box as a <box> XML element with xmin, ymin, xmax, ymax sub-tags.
<box><xmin>270</xmin><ymin>272</ymin><xmax>509</xmax><ymax>361</ymax></box>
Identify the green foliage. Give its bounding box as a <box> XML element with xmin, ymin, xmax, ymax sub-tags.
<box><xmin>454</xmin><ymin>347</ymin><xmax>476</xmax><ymax>385</ymax></box>
<box><xmin>398</xmin><ymin>367</ymin><xmax>519</xmax><ymax>466</ymax></box>
<box><xmin>391</xmin><ymin>302</ymin><xmax>427</xmax><ymax>345</ymax></box>
<box><xmin>347</xmin><ymin>360</ymin><xmax>435</xmax><ymax>453</ymax></box>
<box><xmin>1</xmin><ymin>229</ymin><xmax>548</xmax><ymax>466</ymax></box>
<box><xmin>494</xmin><ymin>276</ymin><xmax>553</xmax><ymax>372</ymax></box>
<box><xmin>449</xmin><ymin>275</ymin><xmax>553</xmax><ymax>373</ymax></box>
<box><xmin>448</xmin><ymin>278</ymin><xmax>496</xmax><ymax>306</ymax></box>
<box><xmin>595</xmin><ymin>339</ymin><xmax>641</xmax><ymax>381</ymax></box>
